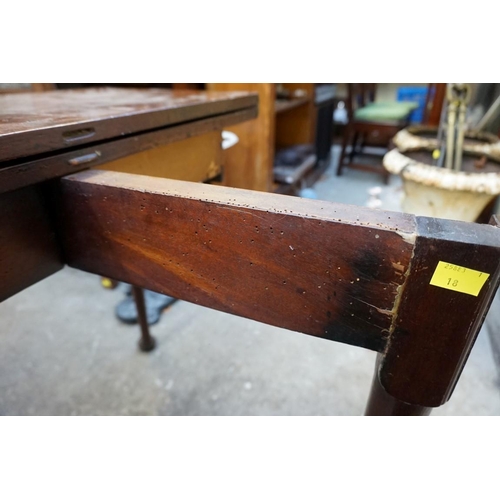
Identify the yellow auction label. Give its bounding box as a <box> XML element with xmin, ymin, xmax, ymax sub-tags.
<box><xmin>429</xmin><ymin>261</ymin><xmax>489</xmax><ymax>297</ymax></box>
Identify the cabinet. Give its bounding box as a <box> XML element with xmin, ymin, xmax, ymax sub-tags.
<box><xmin>207</xmin><ymin>83</ymin><xmax>334</xmax><ymax>194</ymax></box>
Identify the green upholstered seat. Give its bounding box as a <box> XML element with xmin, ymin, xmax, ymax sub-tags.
<box><xmin>354</xmin><ymin>101</ymin><xmax>418</xmax><ymax>122</ymax></box>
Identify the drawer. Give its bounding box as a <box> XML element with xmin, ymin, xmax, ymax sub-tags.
<box><xmin>93</xmin><ymin>131</ymin><xmax>222</xmax><ymax>183</ymax></box>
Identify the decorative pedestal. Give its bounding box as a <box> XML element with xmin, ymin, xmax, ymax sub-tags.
<box><xmin>383</xmin><ymin>128</ymin><xmax>500</xmax><ymax>222</ymax></box>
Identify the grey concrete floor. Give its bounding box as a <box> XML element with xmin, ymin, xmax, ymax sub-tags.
<box><xmin>1</xmin><ymin>147</ymin><xmax>499</xmax><ymax>415</ymax></box>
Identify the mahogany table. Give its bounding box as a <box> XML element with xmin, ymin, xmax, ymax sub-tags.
<box><xmin>0</xmin><ymin>87</ymin><xmax>258</xmax><ymax>349</ymax></box>
<box><xmin>2</xmin><ymin>88</ymin><xmax>500</xmax><ymax>416</ymax></box>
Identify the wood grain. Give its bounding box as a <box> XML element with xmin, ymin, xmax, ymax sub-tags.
<box><xmin>0</xmin><ymin>107</ymin><xmax>256</xmax><ymax>194</ymax></box>
<box><xmin>276</xmin><ymin>83</ymin><xmax>317</xmax><ymax>147</ymax></box>
<box><xmin>56</xmin><ymin>170</ymin><xmax>416</xmax><ymax>352</ymax></box>
<box><xmin>275</xmin><ymin>97</ymin><xmax>310</xmax><ymax>114</ymax></box>
<box><xmin>55</xmin><ymin>170</ymin><xmax>500</xmax><ymax>408</ymax></box>
<box><xmin>0</xmin><ymin>87</ymin><xmax>258</xmax><ymax>162</ymax></box>
<box><xmin>379</xmin><ymin>216</ymin><xmax>500</xmax><ymax>407</ymax></box>
<box><xmin>207</xmin><ymin>84</ymin><xmax>276</xmax><ymax>192</ymax></box>
<box><xmin>93</xmin><ymin>131</ymin><xmax>222</xmax><ymax>183</ymax></box>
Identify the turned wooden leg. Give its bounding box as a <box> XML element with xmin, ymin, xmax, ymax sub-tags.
<box><xmin>349</xmin><ymin>131</ymin><xmax>359</xmax><ymax>162</ymax></box>
<box><xmin>337</xmin><ymin>124</ymin><xmax>353</xmax><ymax>176</ymax></box>
<box><xmin>364</xmin><ymin>355</ymin><xmax>432</xmax><ymax>416</ymax></box>
<box><xmin>131</xmin><ymin>285</ymin><xmax>156</xmax><ymax>352</ymax></box>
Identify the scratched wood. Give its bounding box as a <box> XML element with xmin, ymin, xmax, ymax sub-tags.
<box><xmin>56</xmin><ymin>170</ymin><xmax>416</xmax><ymax>352</ymax></box>
<box><xmin>0</xmin><ymin>87</ymin><xmax>257</xmax><ymax>163</ymax></box>
<box><xmin>0</xmin><ymin>107</ymin><xmax>256</xmax><ymax>194</ymax></box>
<box><xmin>379</xmin><ymin>216</ymin><xmax>500</xmax><ymax>407</ymax></box>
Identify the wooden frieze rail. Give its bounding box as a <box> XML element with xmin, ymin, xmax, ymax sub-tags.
<box><xmin>54</xmin><ymin>170</ymin><xmax>500</xmax><ymax>415</ymax></box>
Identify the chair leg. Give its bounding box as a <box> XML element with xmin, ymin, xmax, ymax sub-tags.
<box><xmin>131</xmin><ymin>285</ymin><xmax>156</xmax><ymax>352</ymax></box>
<box><xmin>349</xmin><ymin>132</ymin><xmax>359</xmax><ymax>162</ymax></box>
<box><xmin>337</xmin><ymin>124</ymin><xmax>353</xmax><ymax>176</ymax></box>
<box><xmin>357</xmin><ymin>132</ymin><xmax>366</xmax><ymax>154</ymax></box>
<box><xmin>364</xmin><ymin>355</ymin><xmax>432</xmax><ymax>416</ymax></box>
<box><xmin>383</xmin><ymin>170</ymin><xmax>390</xmax><ymax>186</ymax></box>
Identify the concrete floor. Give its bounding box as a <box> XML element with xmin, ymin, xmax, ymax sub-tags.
<box><xmin>1</xmin><ymin>148</ymin><xmax>500</xmax><ymax>415</ymax></box>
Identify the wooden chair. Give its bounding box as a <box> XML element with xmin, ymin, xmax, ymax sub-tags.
<box><xmin>337</xmin><ymin>83</ymin><xmax>415</xmax><ymax>184</ymax></box>
<box><xmin>423</xmin><ymin>83</ymin><xmax>447</xmax><ymax>126</ymax></box>
<box><xmin>53</xmin><ymin>169</ymin><xmax>500</xmax><ymax>416</ymax></box>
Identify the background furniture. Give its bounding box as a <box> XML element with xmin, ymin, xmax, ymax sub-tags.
<box><xmin>50</xmin><ymin>83</ymin><xmax>335</xmax><ymax>196</ymax></box>
<box><xmin>423</xmin><ymin>83</ymin><xmax>447</xmax><ymax>126</ymax></box>
<box><xmin>207</xmin><ymin>83</ymin><xmax>335</xmax><ymax>195</ymax></box>
<box><xmin>336</xmin><ymin>83</ymin><xmax>416</xmax><ymax>183</ymax></box>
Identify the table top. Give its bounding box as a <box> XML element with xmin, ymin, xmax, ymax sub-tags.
<box><xmin>0</xmin><ymin>87</ymin><xmax>258</xmax><ymax>163</ymax></box>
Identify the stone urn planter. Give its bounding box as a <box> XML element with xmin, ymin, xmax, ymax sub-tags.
<box><xmin>383</xmin><ymin>126</ymin><xmax>500</xmax><ymax>222</ymax></box>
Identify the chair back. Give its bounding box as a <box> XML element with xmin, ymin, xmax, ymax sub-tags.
<box><xmin>346</xmin><ymin>83</ymin><xmax>377</xmax><ymax>119</ymax></box>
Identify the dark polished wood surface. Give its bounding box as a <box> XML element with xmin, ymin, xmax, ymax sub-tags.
<box><xmin>3</xmin><ymin>89</ymin><xmax>500</xmax><ymax>414</ymax></box>
<box><xmin>0</xmin><ymin>87</ymin><xmax>258</xmax><ymax>163</ymax></box>
<box><xmin>57</xmin><ymin>170</ymin><xmax>416</xmax><ymax>352</ymax></box>
<box><xmin>381</xmin><ymin>216</ymin><xmax>500</xmax><ymax>407</ymax></box>
<box><xmin>365</xmin><ymin>355</ymin><xmax>432</xmax><ymax>416</ymax></box>
<box><xmin>0</xmin><ymin>107</ymin><xmax>256</xmax><ymax>194</ymax></box>
<box><xmin>0</xmin><ymin>184</ymin><xmax>63</xmax><ymax>301</ymax></box>
<box><xmin>0</xmin><ymin>87</ymin><xmax>258</xmax><ymax>304</ymax></box>
<box><xmin>55</xmin><ymin>170</ymin><xmax>500</xmax><ymax>408</ymax></box>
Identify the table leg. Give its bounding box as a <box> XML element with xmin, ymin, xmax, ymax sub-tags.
<box><xmin>131</xmin><ymin>285</ymin><xmax>156</xmax><ymax>352</ymax></box>
<box><xmin>364</xmin><ymin>355</ymin><xmax>432</xmax><ymax>416</ymax></box>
